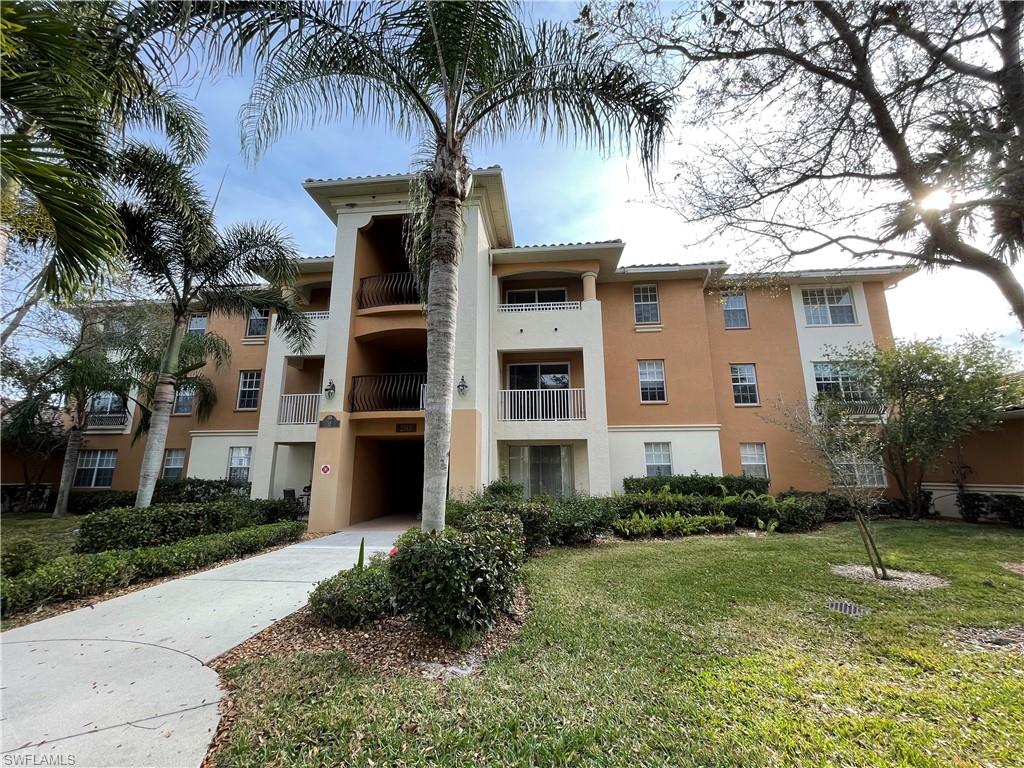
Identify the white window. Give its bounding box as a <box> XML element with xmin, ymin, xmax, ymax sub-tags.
<box><xmin>813</xmin><ymin>362</ymin><xmax>868</xmax><ymax>402</ymax></box>
<box><xmin>638</xmin><ymin>360</ymin><xmax>666</xmax><ymax>402</ymax></box>
<box><xmin>162</xmin><ymin>448</ymin><xmax>185</xmax><ymax>480</ymax></box>
<box><xmin>187</xmin><ymin>313</ymin><xmax>208</xmax><ymax>335</ymax></box>
<box><xmin>801</xmin><ymin>287</ymin><xmax>855</xmax><ymax>325</ymax></box>
<box><xmin>74</xmin><ymin>449</ymin><xmax>117</xmax><ymax>488</ymax></box>
<box><xmin>730</xmin><ymin>364</ymin><xmax>759</xmax><ymax>405</ymax></box>
<box><xmin>236</xmin><ymin>370</ymin><xmax>262</xmax><ymax>410</ymax></box>
<box><xmin>740</xmin><ymin>443</ymin><xmax>769</xmax><ymax>479</ymax></box>
<box><xmin>246</xmin><ymin>308</ymin><xmax>269</xmax><ymax>337</ymax></box>
<box><xmin>227</xmin><ymin>446</ymin><xmax>252</xmax><ymax>483</ymax></box>
<box><xmin>722</xmin><ymin>291</ymin><xmax>749</xmax><ymax>328</ymax></box>
<box><xmin>644</xmin><ymin>442</ymin><xmax>673</xmax><ymax>477</ymax></box>
<box><xmin>834</xmin><ymin>457</ymin><xmax>887</xmax><ymax>487</ymax></box>
<box><xmin>507</xmin><ymin>445</ymin><xmax>574</xmax><ymax>497</ymax></box>
<box><xmin>505</xmin><ymin>287</ymin><xmax>567</xmax><ymax>304</ymax></box>
<box><xmin>88</xmin><ymin>391</ymin><xmax>125</xmax><ymax>415</ymax></box>
<box><xmin>172</xmin><ymin>388</ymin><xmax>194</xmax><ymax>415</ymax></box>
<box><xmin>633</xmin><ymin>284</ymin><xmax>660</xmax><ymax>324</ymax></box>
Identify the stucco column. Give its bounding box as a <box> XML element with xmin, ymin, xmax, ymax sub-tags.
<box><xmin>582</xmin><ymin>271</ymin><xmax>598</xmax><ymax>301</ymax></box>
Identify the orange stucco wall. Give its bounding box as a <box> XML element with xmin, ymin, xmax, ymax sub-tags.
<box><xmin>922</xmin><ymin>418</ymin><xmax>1024</xmax><ymax>486</ymax></box>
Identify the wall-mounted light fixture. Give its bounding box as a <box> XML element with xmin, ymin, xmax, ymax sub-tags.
<box><xmin>457</xmin><ymin>375</ymin><xmax>468</xmax><ymax>396</ymax></box>
<box><xmin>323</xmin><ymin>379</ymin><xmax>336</xmax><ymax>399</ymax></box>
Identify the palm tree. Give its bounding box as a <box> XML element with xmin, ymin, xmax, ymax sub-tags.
<box><xmin>115</xmin><ymin>145</ymin><xmax>312</xmax><ymax>508</ymax></box>
<box><xmin>1</xmin><ymin>0</ymin><xmax>207</xmax><ymax>343</ymax></box>
<box><xmin>208</xmin><ymin>0</ymin><xmax>673</xmax><ymax>531</ymax></box>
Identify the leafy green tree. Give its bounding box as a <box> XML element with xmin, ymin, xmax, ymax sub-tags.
<box><xmin>114</xmin><ymin>145</ymin><xmax>311</xmax><ymax>508</ymax></box>
<box><xmin>838</xmin><ymin>336</ymin><xmax>1020</xmax><ymax>518</ymax></box>
<box><xmin>208</xmin><ymin>0</ymin><xmax>673</xmax><ymax>530</ymax></box>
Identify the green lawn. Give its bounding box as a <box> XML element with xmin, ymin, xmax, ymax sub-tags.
<box><xmin>1</xmin><ymin>513</ymin><xmax>80</xmax><ymax>565</ymax></box>
<box><xmin>217</xmin><ymin>521</ymin><xmax>1024</xmax><ymax>767</ymax></box>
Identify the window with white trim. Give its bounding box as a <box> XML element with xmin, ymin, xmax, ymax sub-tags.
<box><xmin>813</xmin><ymin>362</ymin><xmax>868</xmax><ymax>402</ymax></box>
<box><xmin>187</xmin><ymin>313</ymin><xmax>208</xmax><ymax>335</ymax></box>
<box><xmin>644</xmin><ymin>442</ymin><xmax>673</xmax><ymax>477</ymax></box>
<box><xmin>74</xmin><ymin>449</ymin><xmax>117</xmax><ymax>487</ymax></box>
<box><xmin>162</xmin><ymin>448</ymin><xmax>185</xmax><ymax>480</ymax></box>
<box><xmin>227</xmin><ymin>446</ymin><xmax>252</xmax><ymax>483</ymax></box>
<box><xmin>722</xmin><ymin>291</ymin><xmax>749</xmax><ymax>328</ymax></box>
<box><xmin>633</xmin><ymin>284</ymin><xmax>660</xmax><ymax>324</ymax></box>
<box><xmin>740</xmin><ymin>442</ymin><xmax>769</xmax><ymax>479</ymax></box>
<box><xmin>236</xmin><ymin>370</ymin><xmax>262</xmax><ymax>410</ymax></box>
<box><xmin>834</xmin><ymin>457</ymin><xmax>887</xmax><ymax>487</ymax></box>
<box><xmin>246</xmin><ymin>308</ymin><xmax>269</xmax><ymax>337</ymax></box>
<box><xmin>88</xmin><ymin>391</ymin><xmax>125</xmax><ymax>414</ymax></box>
<box><xmin>730</xmin><ymin>364</ymin><xmax>759</xmax><ymax>405</ymax></box>
<box><xmin>801</xmin><ymin>287</ymin><xmax>855</xmax><ymax>325</ymax></box>
<box><xmin>638</xmin><ymin>360</ymin><xmax>666</xmax><ymax>402</ymax></box>
<box><xmin>505</xmin><ymin>287</ymin><xmax>567</xmax><ymax>304</ymax></box>
<box><xmin>172</xmin><ymin>388</ymin><xmax>194</xmax><ymax>415</ymax></box>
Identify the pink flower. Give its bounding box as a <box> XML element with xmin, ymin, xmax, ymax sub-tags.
<box><xmin>388</xmin><ymin>546</ymin><xmax>398</xmax><ymax>558</ymax></box>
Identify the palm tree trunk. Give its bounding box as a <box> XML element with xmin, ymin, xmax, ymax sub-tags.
<box><xmin>53</xmin><ymin>427</ymin><xmax>82</xmax><ymax>518</ymax></box>
<box><xmin>135</xmin><ymin>320</ymin><xmax>184</xmax><ymax>508</ymax></box>
<box><xmin>420</xmin><ymin>155</ymin><xmax>468</xmax><ymax>532</ymax></box>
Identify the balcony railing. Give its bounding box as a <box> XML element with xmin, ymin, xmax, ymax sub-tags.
<box><xmin>497</xmin><ymin>388</ymin><xmax>586</xmax><ymax>421</ymax></box>
<box><xmin>358</xmin><ymin>272</ymin><xmax>420</xmax><ymax>309</ymax></box>
<box><xmin>302</xmin><ymin>310</ymin><xmax>329</xmax><ymax>319</ymax></box>
<box><xmin>497</xmin><ymin>301</ymin><xmax>582</xmax><ymax>313</ymax></box>
<box><xmin>278</xmin><ymin>393</ymin><xmax>321</xmax><ymax>424</ymax></box>
<box><xmin>814</xmin><ymin>397</ymin><xmax>883</xmax><ymax>417</ymax></box>
<box><xmin>85</xmin><ymin>411</ymin><xmax>129</xmax><ymax>427</ymax></box>
<box><xmin>350</xmin><ymin>373</ymin><xmax>426</xmax><ymax>412</ymax></box>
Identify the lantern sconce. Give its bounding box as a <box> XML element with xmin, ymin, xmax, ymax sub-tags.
<box><xmin>324</xmin><ymin>379</ymin><xmax>336</xmax><ymax>399</ymax></box>
<box><xmin>457</xmin><ymin>376</ymin><xmax>469</xmax><ymax>396</ymax></box>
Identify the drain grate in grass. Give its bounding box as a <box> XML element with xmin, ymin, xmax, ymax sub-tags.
<box><xmin>828</xmin><ymin>599</ymin><xmax>870</xmax><ymax>618</ymax></box>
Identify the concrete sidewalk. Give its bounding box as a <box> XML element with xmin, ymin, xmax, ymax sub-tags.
<box><xmin>1</xmin><ymin>523</ymin><xmax>407</xmax><ymax>768</ymax></box>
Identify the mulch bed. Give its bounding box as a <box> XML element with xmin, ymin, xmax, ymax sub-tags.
<box><xmin>202</xmin><ymin>586</ymin><xmax>530</xmax><ymax>767</ymax></box>
<box><xmin>1</xmin><ymin>531</ymin><xmax>328</xmax><ymax>631</ymax></box>
<box><xmin>831</xmin><ymin>564</ymin><xmax>950</xmax><ymax>591</ymax></box>
<box><xmin>1000</xmin><ymin>562</ymin><xmax>1024</xmax><ymax>576</ymax></box>
<box><xmin>952</xmin><ymin>626</ymin><xmax>1024</xmax><ymax>654</ymax></box>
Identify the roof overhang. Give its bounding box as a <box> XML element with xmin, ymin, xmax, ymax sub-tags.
<box><xmin>490</xmin><ymin>241</ymin><xmax>625</xmax><ymax>278</ymax></box>
<box><xmin>607</xmin><ymin>261</ymin><xmax>729</xmax><ymax>283</ymax></box>
<box><xmin>302</xmin><ymin>167</ymin><xmax>514</xmax><ymax>247</ymax></box>
<box><xmin>720</xmin><ymin>264</ymin><xmax>919</xmax><ymax>288</ymax></box>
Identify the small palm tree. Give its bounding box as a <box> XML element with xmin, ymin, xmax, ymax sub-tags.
<box><xmin>115</xmin><ymin>145</ymin><xmax>311</xmax><ymax>508</ymax></box>
<box><xmin>210</xmin><ymin>0</ymin><xmax>673</xmax><ymax>530</ymax></box>
<box><xmin>0</xmin><ymin>1</ymin><xmax>207</xmax><ymax>323</ymax></box>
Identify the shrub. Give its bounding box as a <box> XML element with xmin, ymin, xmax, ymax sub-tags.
<box><xmin>457</xmin><ymin>507</ymin><xmax>526</xmax><ymax>540</ymax></box>
<box><xmin>992</xmin><ymin>494</ymin><xmax>1024</xmax><ymax>528</ymax></box>
<box><xmin>389</xmin><ymin>527</ymin><xmax>523</xmax><ymax>639</ymax></box>
<box><xmin>308</xmin><ymin>554</ymin><xmax>395</xmax><ymax>627</ymax></box>
<box><xmin>616</xmin><ymin>492</ymin><xmax>722</xmax><ymax>519</ymax></box>
<box><xmin>1</xmin><ymin>540</ymin><xmax>45</xmax><ymax>578</ymax></box>
<box><xmin>720</xmin><ymin>495</ymin><xmax>777</xmax><ymax>528</ymax></box>
<box><xmin>1</xmin><ymin>522</ymin><xmax>305</xmax><ymax>617</ymax></box>
<box><xmin>75</xmin><ymin>498</ymin><xmax>300</xmax><ymax>553</ymax></box>
<box><xmin>67</xmin><ymin>490</ymin><xmax>135</xmax><ymax>516</ymax></box>
<box><xmin>876</xmin><ymin>490</ymin><xmax>934</xmax><ymax>519</ymax></box>
<box><xmin>612</xmin><ymin>513</ymin><xmax>736</xmax><ymax>539</ymax></box>
<box><xmin>956</xmin><ymin>492</ymin><xmax>992</xmax><ymax>523</ymax></box>
<box><xmin>777</xmin><ymin>490</ymin><xmax>855</xmax><ymax>522</ymax></box>
<box><xmin>152</xmin><ymin>477</ymin><xmax>251</xmax><ymax>504</ymax></box>
<box><xmin>448</xmin><ymin>494</ymin><xmax>551</xmax><ymax>552</ymax></box>
<box><xmin>481</xmin><ymin>477</ymin><xmax>523</xmax><ymax>498</ymax></box>
<box><xmin>622</xmin><ymin>473</ymin><xmax>769</xmax><ymax>497</ymax></box>
<box><xmin>773</xmin><ymin>496</ymin><xmax>827</xmax><ymax>532</ymax></box>
<box><xmin>547</xmin><ymin>494</ymin><xmax>618</xmax><ymax>545</ymax></box>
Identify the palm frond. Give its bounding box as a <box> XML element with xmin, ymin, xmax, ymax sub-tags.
<box><xmin>195</xmin><ymin>285</ymin><xmax>313</xmax><ymax>353</ymax></box>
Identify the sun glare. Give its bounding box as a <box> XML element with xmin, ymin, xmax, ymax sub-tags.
<box><xmin>920</xmin><ymin>189</ymin><xmax>951</xmax><ymax>210</ymax></box>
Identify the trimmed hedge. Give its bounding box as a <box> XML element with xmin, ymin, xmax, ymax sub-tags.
<box><xmin>616</xmin><ymin>492</ymin><xmax>722</xmax><ymax>519</ymax></box>
<box><xmin>68</xmin><ymin>478</ymin><xmax>252</xmax><ymax>516</ymax></box>
<box><xmin>308</xmin><ymin>554</ymin><xmax>395</xmax><ymax>628</ymax></box>
<box><xmin>1</xmin><ymin>540</ymin><xmax>45</xmax><ymax>578</ymax></box>
<box><xmin>776</xmin><ymin>490</ymin><xmax>856</xmax><ymax>522</ymax></box>
<box><xmin>449</xmin><ymin>494</ymin><xmax>551</xmax><ymax>552</ymax></box>
<box><xmin>1</xmin><ymin>522</ymin><xmax>305</xmax><ymax>617</ymax></box>
<box><xmin>547</xmin><ymin>495</ymin><xmax>618</xmax><ymax>545</ymax></box>
<box><xmin>390</xmin><ymin>526</ymin><xmax>524</xmax><ymax>639</ymax></box>
<box><xmin>75</xmin><ymin>498</ymin><xmax>300</xmax><ymax>553</ymax></box>
<box><xmin>958</xmin><ymin>492</ymin><xmax>1024</xmax><ymax>527</ymax></box>
<box><xmin>622</xmin><ymin>473</ymin><xmax>769</xmax><ymax>497</ymax></box>
<box><xmin>612</xmin><ymin>513</ymin><xmax>736</xmax><ymax>539</ymax></box>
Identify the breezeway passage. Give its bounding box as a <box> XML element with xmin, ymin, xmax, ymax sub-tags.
<box><xmin>0</xmin><ymin>522</ymin><xmax>408</xmax><ymax>768</ymax></box>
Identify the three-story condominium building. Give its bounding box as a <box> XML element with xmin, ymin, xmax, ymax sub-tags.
<box><xmin>72</xmin><ymin>168</ymin><xmax>915</xmax><ymax>531</ymax></box>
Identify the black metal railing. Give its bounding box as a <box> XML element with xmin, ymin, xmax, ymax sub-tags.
<box><xmin>349</xmin><ymin>373</ymin><xmax>426</xmax><ymax>412</ymax></box>
<box><xmin>358</xmin><ymin>272</ymin><xmax>420</xmax><ymax>309</ymax></box>
<box><xmin>86</xmin><ymin>411</ymin><xmax>129</xmax><ymax>427</ymax></box>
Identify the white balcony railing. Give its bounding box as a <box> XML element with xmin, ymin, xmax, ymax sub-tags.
<box><xmin>303</xmin><ymin>310</ymin><xmax>330</xmax><ymax>319</ymax></box>
<box><xmin>497</xmin><ymin>388</ymin><xmax>586</xmax><ymax>421</ymax></box>
<box><xmin>278</xmin><ymin>393</ymin><xmax>321</xmax><ymax>424</ymax></box>
<box><xmin>496</xmin><ymin>301</ymin><xmax>581</xmax><ymax>313</ymax></box>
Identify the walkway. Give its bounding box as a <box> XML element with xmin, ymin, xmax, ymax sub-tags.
<box><xmin>1</xmin><ymin>519</ymin><xmax>410</xmax><ymax>768</ymax></box>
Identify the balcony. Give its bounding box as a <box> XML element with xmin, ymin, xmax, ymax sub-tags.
<box><xmin>278</xmin><ymin>393</ymin><xmax>321</xmax><ymax>425</ymax></box>
<box><xmin>497</xmin><ymin>388</ymin><xmax>586</xmax><ymax>421</ymax></box>
<box><xmin>85</xmin><ymin>411</ymin><xmax>129</xmax><ymax>428</ymax></box>
<box><xmin>358</xmin><ymin>272</ymin><xmax>419</xmax><ymax>310</ymax></box>
<box><xmin>349</xmin><ymin>373</ymin><xmax>426</xmax><ymax>412</ymax></box>
<box><xmin>494</xmin><ymin>298</ymin><xmax>602</xmax><ymax>351</ymax></box>
<box><xmin>497</xmin><ymin>301</ymin><xmax>581</xmax><ymax>313</ymax></box>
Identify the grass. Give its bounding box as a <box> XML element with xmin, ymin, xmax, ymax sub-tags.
<box><xmin>1</xmin><ymin>513</ymin><xmax>80</xmax><ymax>564</ymax></box>
<box><xmin>216</xmin><ymin>521</ymin><xmax>1024</xmax><ymax>767</ymax></box>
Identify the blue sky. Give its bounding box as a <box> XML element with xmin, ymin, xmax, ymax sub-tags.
<box><xmin>173</xmin><ymin>8</ymin><xmax>1024</xmax><ymax>355</ymax></box>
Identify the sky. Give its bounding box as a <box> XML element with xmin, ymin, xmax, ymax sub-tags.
<box><xmin>172</xmin><ymin>5</ymin><xmax>1024</xmax><ymax>357</ymax></box>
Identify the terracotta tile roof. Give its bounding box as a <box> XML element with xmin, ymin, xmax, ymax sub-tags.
<box><xmin>505</xmin><ymin>239</ymin><xmax>623</xmax><ymax>249</ymax></box>
<box><xmin>305</xmin><ymin>165</ymin><xmax>502</xmax><ymax>184</ymax></box>
<box><xmin>622</xmin><ymin>260</ymin><xmax>728</xmax><ymax>269</ymax></box>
